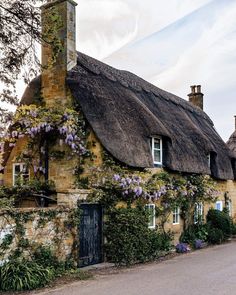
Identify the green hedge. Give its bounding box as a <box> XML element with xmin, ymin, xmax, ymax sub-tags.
<box><xmin>105</xmin><ymin>207</ymin><xmax>172</xmax><ymax>266</ymax></box>
<box><xmin>206</xmin><ymin>209</ymin><xmax>232</xmax><ymax>240</ymax></box>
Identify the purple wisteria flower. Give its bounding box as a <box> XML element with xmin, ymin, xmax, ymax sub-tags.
<box><xmin>113</xmin><ymin>174</ymin><xmax>120</xmax><ymax>181</ymax></box>
<box><xmin>176</xmin><ymin>243</ymin><xmax>189</xmax><ymax>253</ymax></box>
<box><xmin>195</xmin><ymin>239</ymin><xmax>203</xmax><ymax>250</ymax></box>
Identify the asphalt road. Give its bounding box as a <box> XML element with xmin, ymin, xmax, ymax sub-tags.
<box><xmin>38</xmin><ymin>242</ymin><xmax>236</xmax><ymax>295</ymax></box>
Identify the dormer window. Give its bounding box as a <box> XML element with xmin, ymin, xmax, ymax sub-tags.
<box><xmin>207</xmin><ymin>153</ymin><xmax>211</xmax><ymax>168</ymax></box>
<box><xmin>151</xmin><ymin>137</ymin><xmax>163</xmax><ymax>165</ymax></box>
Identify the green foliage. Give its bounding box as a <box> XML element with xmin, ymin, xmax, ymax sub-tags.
<box><xmin>207</xmin><ymin>228</ymin><xmax>224</xmax><ymax>244</ymax></box>
<box><xmin>207</xmin><ymin>209</ymin><xmax>232</xmax><ymax>240</ymax></box>
<box><xmin>0</xmin><ymin>259</ymin><xmax>54</xmax><ymax>291</ymax></box>
<box><xmin>0</xmin><ymin>234</ymin><xmax>13</xmax><ymax>250</ymax></box>
<box><xmin>105</xmin><ymin>207</ymin><xmax>172</xmax><ymax>266</ymax></box>
<box><xmin>33</xmin><ymin>246</ymin><xmax>66</xmax><ymax>276</ymax></box>
<box><xmin>0</xmin><ymin>186</ymin><xmax>15</xmax><ymax>209</ymax></box>
<box><xmin>0</xmin><ymin>180</ymin><xmax>55</xmax><ymax>208</ymax></box>
<box><xmin>180</xmin><ymin>224</ymin><xmax>209</xmax><ymax>245</ymax></box>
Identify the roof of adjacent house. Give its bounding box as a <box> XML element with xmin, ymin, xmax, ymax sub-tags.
<box><xmin>4</xmin><ymin>51</ymin><xmax>234</xmax><ymax>180</ymax></box>
<box><xmin>227</xmin><ymin>130</ymin><xmax>236</xmax><ymax>158</ymax></box>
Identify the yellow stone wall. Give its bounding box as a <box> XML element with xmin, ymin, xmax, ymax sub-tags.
<box><xmin>3</xmin><ymin>137</ymin><xmax>30</xmax><ymax>186</ymax></box>
<box><xmin>0</xmin><ymin>208</ymin><xmax>77</xmax><ymax>264</ymax></box>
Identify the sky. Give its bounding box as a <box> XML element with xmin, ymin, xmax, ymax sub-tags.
<box><xmin>17</xmin><ymin>0</ymin><xmax>236</xmax><ymax>141</ymax></box>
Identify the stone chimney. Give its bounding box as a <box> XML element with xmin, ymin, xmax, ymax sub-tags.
<box><xmin>41</xmin><ymin>0</ymin><xmax>77</xmax><ymax>107</ymax></box>
<box><xmin>188</xmin><ymin>85</ymin><xmax>204</xmax><ymax>110</ymax></box>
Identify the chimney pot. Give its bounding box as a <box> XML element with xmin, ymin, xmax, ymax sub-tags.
<box><xmin>196</xmin><ymin>85</ymin><xmax>201</xmax><ymax>93</ymax></box>
<box><xmin>190</xmin><ymin>85</ymin><xmax>196</xmax><ymax>94</ymax></box>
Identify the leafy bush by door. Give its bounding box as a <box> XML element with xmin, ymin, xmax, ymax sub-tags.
<box><xmin>105</xmin><ymin>207</ymin><xmax>172</xmax><ymax>266</ymax></box>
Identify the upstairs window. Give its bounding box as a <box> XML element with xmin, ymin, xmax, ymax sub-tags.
<box><xmin>151</xmin><ymin>137</ymin><xmax>163</xmax><ymax>165</ymax></box>
<box><xmin>13</xmin><ymin>163</ymin><xmax>29</xmax><ymax>186</ymax></box>
<box><xmin>145</xmin><ymin>204</ymin><xmax>156</xmax><ymax>229</ymax></box>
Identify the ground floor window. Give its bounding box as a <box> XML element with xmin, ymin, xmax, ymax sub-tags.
<box><xmin>194</xmin><ymin>202</ymin><xmax>203</xmax><ymax>224</ymax></box>
<box><xmin>13</xmin><ymin>163</ymin><xmax>29</xmax><ymax>185</ymax></box>
<box><xmin>173</xmin><ymin>207</ymin><xmax>180</xmax><ymax>225</ymax></box>
<box><xmin>215</xmin><ymin>200</ymin><xmax>223</xmax><ymax>211</ymax></box>
<box><xmin>145</xmin><ymin>204</ymin><xmax>156</xmax><ymax>229</ymax></box>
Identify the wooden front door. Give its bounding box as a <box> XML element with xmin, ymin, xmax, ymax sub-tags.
<box><xmin>79</xmin><ymin>204</ymin><xmax>103</xmax><ymax>267</ymax></box>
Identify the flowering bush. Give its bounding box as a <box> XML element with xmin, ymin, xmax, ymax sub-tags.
<box><xmin>176</xmin><ymin>243</ymin><xmax>189</xmax><ymax>253</ymax></box>
<box><xmin>194</xmin><ymin>239</ymin><xmax>204</xmax><ymax>249</ymax></box>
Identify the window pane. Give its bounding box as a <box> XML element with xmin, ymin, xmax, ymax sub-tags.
<box><xmin>154</xmin><ymin>150</ymin><xmax>160</xmax><ymax>163</ymax></box>
<box><xmin>215</xmin><ymin>201</ymin><xmax>222</xmax><ymax>211</ymax></box>
<box><xmin>145</xmin><ymin>204</ymin><xmax>155</xmax><ymax>228</ymax></box>
<box><xmin>154</xmin><ymin>139</ymin><xmax>160</xmax><ymax>149</ymax></box>
<box><xmin>22</xmin><ymin>164</ymin><xmax>29</xmax><ymax>174</ymax></box>
<box><xmin>173</xmin><ymin>207</ymin><xmax>179</xmax><ymax>224</ymax></box>
<box><xmin>14</xmin><ymin>165</ymin><xmax>21</xmax><ymax>174</ymax></box>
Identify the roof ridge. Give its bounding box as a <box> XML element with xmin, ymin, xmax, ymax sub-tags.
<box><xmin>75</xmin><ymin>51</ymin><xmax>213</xmax><ymax>125</ymax></box>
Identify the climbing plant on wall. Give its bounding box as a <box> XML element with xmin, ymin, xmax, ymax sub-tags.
<box><xmin>1</xmin><ymin>104</ymin><xmax>90</xmax><ymax>180</ymax></box>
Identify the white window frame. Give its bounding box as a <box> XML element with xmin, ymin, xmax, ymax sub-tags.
<box><xmin>145</xmin><ymin>204</ymin><xmax>156</xmax><ymax>229</ymax></box>
<box><xmin>173</xmin><ymin>207</ymin><xmax>180</xmax><ymax>225</ymax></box>
<box><xmin>13</xmin><ymin>163</ymin><xmax>30</xmax><ymax>186</ymax></box>
<box><xmin>194</xmin><ymin>202</ymin><xmax>203</xmax><ymax>224</ymax></box>
<box><xmin>151</xmin><ymin>137</ymin><xmax>163</xmax><ymax>165</ymax></box>
<box><xmin>215</xmin><ymin>200</ymin><xmax>223</xmax><ymax>211</ymax></box>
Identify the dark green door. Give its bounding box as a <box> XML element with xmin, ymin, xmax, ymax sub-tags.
<box><xmin>79</xmin><ymin>204</ymin><xmax>103</xmax><ymax>267</ymax></box>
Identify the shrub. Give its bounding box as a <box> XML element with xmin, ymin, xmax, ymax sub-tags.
<box><xmin>33</xmin><ymin>246</ymin><xmax>66</xmax><ymax>276</ymax></box>
<box><xmin>207</xmin><ymin>209</ymin><xmax>232</xmax><ymax>239</ymax></box>
<box><xmin>105</xmin><ymin>207</ymin><xmax>172</xmax><ymax>265</ymax></box>
<box><xmin>180</xmin><ymin>224</ymin><xmax>208</xmax><ymax>245</ymax></box>
<box><xmin>207</xmin><ymin>228</ymin><xmax>224</xmax><ymax>244</ymax></box>
<box><xmin>0</xmin><ymin>259</ymin><xmax>54</xmax><ymax>291</ymax></box>
<box><xmin>176</xmin><ymin>243</ymin><xmax>189</xmax><ymax>253</ymax></box>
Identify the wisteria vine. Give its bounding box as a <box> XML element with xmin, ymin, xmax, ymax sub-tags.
<box><xmin>0</xmin><ymin>104</ymin><xmax>89</xmax><ymax>176</ymax></box>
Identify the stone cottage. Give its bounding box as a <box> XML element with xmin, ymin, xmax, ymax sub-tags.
<box><xmin>1</xmin><ymin>0</ymin><xmax>236</xmax><ymax>265</ymax></box>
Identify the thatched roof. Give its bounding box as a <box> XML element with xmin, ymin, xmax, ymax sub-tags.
<box><xmin>227</xmin><ymin>131</ymin><xmax>236</xmax><ymax>158</ymax></box>
<box><xmin>227</xmin><ymin>131</ymin><xmax>236</xmax><ymax>178</ymax></box>
<box><xmin>3</xmin><ymin>52</ymin><xmax>234</xmax><ymax>180</ymax></box>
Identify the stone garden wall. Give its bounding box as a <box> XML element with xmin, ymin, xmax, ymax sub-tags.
<box><xmin>0</xmin><ymin>208</ymin><xmax>78</xmax><ymax>266</ymax></box>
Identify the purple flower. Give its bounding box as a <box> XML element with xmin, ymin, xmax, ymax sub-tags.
<box><xmin>126</xmin><ymin>177</ymin><xmax>132</xmax><ymax>185</ymax></box>
<box><xmin>195</xmin><ymin>239</ymin><xmax>203</xmax><ymax>250</ymax></box>
<box><xmin>11</xmin><ymin>130</ymin><xmax>18</xmax><ymax>138</ymax></box>
<box><xmin>66</xmin><ymin>134</ymin><xmax>74</xmax><ymax>141</ymax></box>
<box><xmin>176</xmin><ymin>243</ymin><xmax>189</xmax><ymax>253</ymax></box>
<box><xmin>33</xmin><ymin>166</ymin><xmax>38</xmax><ymax>173</ymax></box>
<box><xmin>45</xmin><ymin>125</ymin><xmax>52</xmax><ymax>133</ymax></box>
<box><xmin>113</xmin><ymin>174</ymin><xmax>120</xmax><ymax>181</ymax></box>
<box><xmin>135</xmin><ymin>186</ymin><xmax>143</xmax><ymax>197</ymax></box>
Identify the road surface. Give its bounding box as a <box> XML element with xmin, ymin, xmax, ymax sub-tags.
<box><xmin>38</xmin><ymin>242</ymin><xmax>236</xmax><ymax>295</ymax></box>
